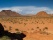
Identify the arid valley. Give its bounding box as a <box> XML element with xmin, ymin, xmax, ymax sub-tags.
<box><xmin>0</xmin><ymin>10</ymin><xmax>53</xmax><ymax>40</ymax></box>
<box><xmin>0</xmin><ymin>0</ymin><xmax>53</xmax><ymax>40</ymax></box>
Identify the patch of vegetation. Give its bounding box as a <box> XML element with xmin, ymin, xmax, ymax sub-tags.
<box><xmin>31</xmin><ymin>28</ymin><xmax>34</xmax><ymax>30</ymax></box>
<box><xmin>15</xmin><ymin>29</ymin><xmax>19</xmax><ymax>31</ymax></box>
<box><xmin>24</xmin><ymin>23</ymin><xmax>27</xmax><ymax>26</ymax></box>
<box><xmin>0</xmin><ymin>36</ymin><xmax>10</xmax><ymax>40</ymax></box>
<box><xmin>37</xmin><ymin>27</ymin><xmax>39</xmax><ymax>29</ymax></box>
<box><xmin>36</xmin><ymin>27</ymin><xmax>49</xmax><ymax>35</ymax></box>
<box><xmin>9</xmin><ymin>26</ymin><xmax>12</xmax><ymax>31</ymax></box>
<box><xmin>16</xmin><ymin>32</ymin><xmax>21</xmax><ymax>34</ymax></box>
<box><xmin>43</xmin><ymin>27</ymin><xmax>48</xmax><ymax>31</ymax></box>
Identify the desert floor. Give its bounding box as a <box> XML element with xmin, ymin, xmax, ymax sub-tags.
<box><xmin>0</xmin><ymin>17</ymin><xmax>53</xmax><ymax>40</ymax></box>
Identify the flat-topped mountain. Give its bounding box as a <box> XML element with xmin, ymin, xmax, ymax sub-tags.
<box><xmin>0</xmin><ymin>10</ymin><xmax>21</xmax><ymax>17</ymax></box>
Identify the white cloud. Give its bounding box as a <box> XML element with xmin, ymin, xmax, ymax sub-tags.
<box><xmin>0</xmin><ymin>6</ymin><xmax>53</xmax><ymax>15</ymax></box>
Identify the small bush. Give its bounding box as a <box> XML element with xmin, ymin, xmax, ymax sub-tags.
<box><xmin>0</xmin><ymin>36</ymin><xmax>10</xmax><ymax>40</ymax></box>
<box><xmin>15</xmin><ymin>29</ymin><xmax>19</xmax><ymax>31</ymax></box>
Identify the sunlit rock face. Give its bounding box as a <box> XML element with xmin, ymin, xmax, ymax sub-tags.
<box><xmin>36</xmin><ymin>11</ymin><xmax>50</xmax><ymax>17</ymax></box>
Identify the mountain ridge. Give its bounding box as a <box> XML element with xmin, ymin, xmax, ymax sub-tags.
<box><xmin>0</xmin><ymin>10</ymin><xmax>52</xmax><ymax>17</ymax></box>
<box><xmin>0</xmin><ymin>10</ymin><xmax>21</xmax><ymax>17</ymax></box>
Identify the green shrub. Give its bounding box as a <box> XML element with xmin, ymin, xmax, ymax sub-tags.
<box><xmin>0</xmin><ymin>36</ymin><xmax>10</xmax><ymax>40</ymax></box>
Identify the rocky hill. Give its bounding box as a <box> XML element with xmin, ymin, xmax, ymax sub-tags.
<box><xmin>0</xmin><ymin>10</ymin><xmax>21</xmax><ymax>17</ymax></box>
<box><xmin>35</xmin><ymin>11</ymin><xmax>50</xmax><ymax>17</ymax></box>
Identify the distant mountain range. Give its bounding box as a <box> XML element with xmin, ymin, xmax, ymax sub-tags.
<box><xmin>0</xmin><ymin>10</ymin><xmax>53</xmax><ymax>17</ymax></box>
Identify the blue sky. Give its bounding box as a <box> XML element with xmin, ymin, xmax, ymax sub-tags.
<box><xmin>0</xmin><ymin>0</ymin><xmax>53</xmax><ymax>14</ymax></box>
<box><xmin>0</xmin><ymin>0</ymin><xmax>53</xmax><ymax>8</ymax></box>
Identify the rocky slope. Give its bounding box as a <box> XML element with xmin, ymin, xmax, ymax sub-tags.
<box><xmin>35</xmin><ymin>11</ymin><xmax>50</xmax><ymax>17</ymax></box>
<box><xmin>0</xmin><ymin>10</ymin><xmax>21</xmax><ymax>17</ymax></box>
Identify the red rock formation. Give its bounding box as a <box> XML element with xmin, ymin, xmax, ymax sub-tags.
<box><xmin>36</xmin><ymin>11</ymin><xmax>50</xmax><ymax>17</ymax></box>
